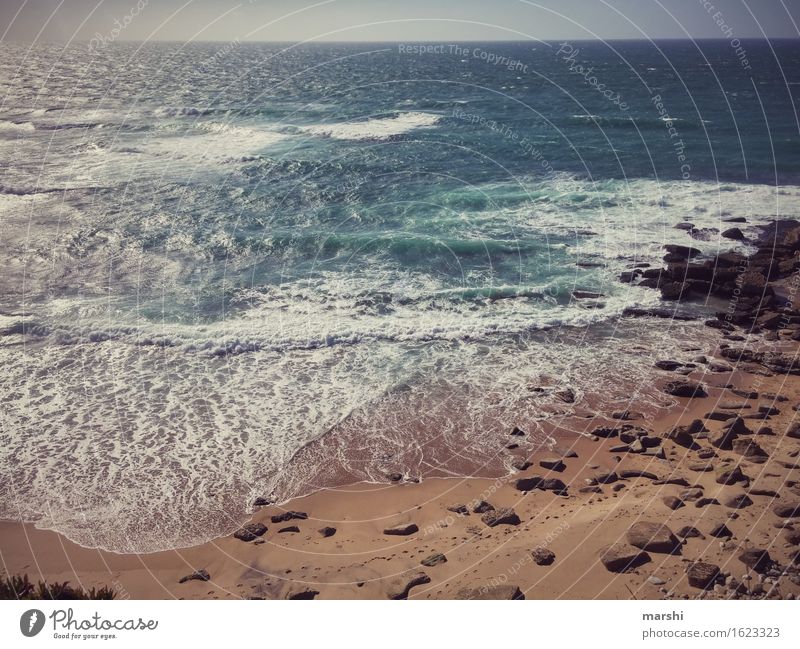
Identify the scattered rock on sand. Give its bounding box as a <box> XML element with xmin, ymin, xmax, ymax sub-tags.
<box><xmin>678</xmin><ymin>526</ymin><xmax>705</xmax><ymax>539</ymax></box>
<box><xmin>421</xmin><ymin>553</ymin><xmax>447</xmax><ymax>567</ymax></box>
<box><xmin>774</xmin><ymin>502</ymin><xmax>800</xmax><ymax>518</ymax></box>
<box><xmin>539</xmin><ymin>458</ymin><xmax>566</xmax><ymax>472</ymax></box>
<box><xmin>531</xmin><ymin>548</ymin><xmax>556</xmax><ymax>565</ymax></box>
<box><xmin>738</xmin><ymin>548</ymin><xmax>773</xmax><ymax>573</ymax></box>
<box><xmin>481</xmin><ymin>508</ymin><xmax>521</xmax><ymax>527</ymax></box>
<box><xmin>318</xmin><ymin>526</ymin><xmax>337</xmax><ymax>537</ymax></box>
<box><xmin>663</xmin><ymin>380</ymin><xmax>708</xmax><ymax>398</ymax></box>
<box><xmin>599</xmin><ymin>543</ymin><xmax>651</xmax><ymax>572</ymax></box>
<box><xmin>455</xmin><ymin>585</ymin><xmax>524</xmax><ymax>600</ymax></box>
<box><xmin>387</xmin><ymin>572</ymin><xmax>431</xmax><ymax>600</ymax></box>
<box><xmin>383</xmin><ymin>523</ymin><xmax>419</xmax><ymax>536</ymax></box>
<box><xmin>626</xmin><ymin>522</ymin><xmax>680</xmax><ymax>553</ymax></box>
<box><xmin>709</xmin><ymin>523</ymin><xmax>733</xmax><ymax>538</ymax></box>
<box><xmin>179</xmin><ymin>569</ymin><xmax>210</xmax><ymax>584</ymax></box>
<box><xmin>724</xmin><ymin>493</ymin><xmax>754</xmax><ymax>509</ymax></box>
<box><xmin>233</xmin><ymin>522</ymin><xmax>268</xmax><ymax>542</ymax></box>
<box><xmin>687</xmin><ymin>562</ymin><xmax>720</xmax><ymax>589</ymax></box>
<box><xmin>270</xmin><ymin>511</ymin><xmax>308</xmax><ymax>523</ymax></box>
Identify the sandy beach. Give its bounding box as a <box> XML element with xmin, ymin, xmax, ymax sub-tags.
<box><xmin>3</xmin><ymin>327</ymin><xmax>800</xmax><ymax>600</ymax></box>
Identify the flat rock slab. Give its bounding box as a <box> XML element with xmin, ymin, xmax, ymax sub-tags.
<box><xmin>387</xmin><ymin>572</ymin><xmax>431</xmax><ymax>600</ymax></box>
<box><xmin>383</xmin><ymin>523</ymin><xmax>419</xmax><ymax>536</ymax></box>
<box><xmin>774</xmin><ymin>502</ymin><xmax>800</xmax><ymax>518</ymax></box>
<box><xmin>233</xmin><ymin>522</ymin><xmax>268</xmax><ymax>542</ymax></box>
<box><xmin>626</xmin><ymin>522</ymin><xmax>680</xmax><ymax>553</ymax></box>
<box><xmin>599</xmin><ymin>543</ymin><xmax>651</xmax><ymax>572</ymax></box>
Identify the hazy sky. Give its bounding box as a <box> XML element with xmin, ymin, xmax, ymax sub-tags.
<box><xmin>2</xmin><ymin>0</ymin><xmax>799</xmax><ymax>43</ymax></box>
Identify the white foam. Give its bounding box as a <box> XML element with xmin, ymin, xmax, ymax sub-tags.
<box><xmin>300</xmin><ymin>112</ymin><xmax>441</xmax><ymax>141</ymax></box>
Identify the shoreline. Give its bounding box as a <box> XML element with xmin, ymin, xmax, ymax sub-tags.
<box><xmin>3</xmin><ymin>222</ymin><xmax>800</xmax><ymax>599</ymax></box>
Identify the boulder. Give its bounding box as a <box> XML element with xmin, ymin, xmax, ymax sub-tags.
<box><xmin>655</xmin><ymin>360</ymin><xmax>683</xmax><ymax>371</ymax></box>
<box><xmin>383</xmin><ymin>523</ymin><xmax>419</xmax><ymax>536</ymax></box>
<box><xmin>179</xmin><ymin>569</ymin><xmax>210</xmax><ymax>584</ymax></box>
<box><xmin>677</xmin><ymin>526</ymin><xmax>705</xmax><ymax>539</ymax></box>
<box><xmin>716</xmin><ymin>465</ymin><xmax>748</xmax><ymax>485</ymax></box>
<box><xmin>731</xmin><ymin>438</ymin><xmax>768</xmax><ymax>460</ymax></box>
<box><xmin>539</xmin><ymin>458</ymin><xmax>566</xmax><ymax>472</ymax></box>
<box><xmin>724</xmin><ymin>493</ymin><xmax>753</xmax><ymax>509</ymax></box>
<box><xmin>598</xmin><ymin>543</ymin><xmax>651</xmax><ymax>572</ymax></box>
<box><xmin>722</xmin><ymin>227</ymin><xmax>745</xmax><ymax>240</ymax></box>
<box><xmin>663</xmin><ymin>427</ymin><xmax>694</xmax><ymax>448</ymax></box>
<box><xmin>663</xmin><ymin>380</ymin><xmax>708</xmax><ymax>398</ymax></box>
<box><xmin>554</xmin><ymin>388</ymin><xmax>576</xmax><ymax>403</ymax></box>
<box><xmin>472</xmin><ymin>500</ymin><xmax>495</xmax><ymax>514</ymax></box>
<box><xmin>709</xmin><ymin>428</ymin><xmax>738</xmax><ymax>450</ymax></box>
<box><xmin>709</xmin><ymin>523</ymin><xmax>733</xmax><ymax>538</ymax></box>
<box><xmin>455</xmin><ymin>585</ymin><xmax>524</xmax><ymax>600</ymax></box>
<box><xmin>515</xmin><ymin>477</ymin><xmax>542</xmax><ymax>492</ymax></box>
<box><xmin>738</xmin><ymin>548</ymin><xmax>772</xmax><ymax>573</ymax></box>
<box><xmin>278</xmin><ymin>525</ymin><xmax>300</xmax><ymax>533</ymax></box>
<box><xmin>626</xmin><ymin>522</ymin><xmax>680</xmax><ymax>553</ymax></box>
<box><xmin>481</xmin><ymin>508</ymin><xmax>521</xmax><ymax>527</ymax></box>
<box><xmin>270</xmin><ymin>511</ymin><xmax>308</xmax><ymax>523</ymax></box>
<box><xmin>387</xmin><ymin>572</ymin><xmax>431</xmax><ymax>600</ymax></box>
<box><xmin>286</xmin><ymin>587</ymin><xmax>320</xmax><ymax>600</ymax></box>
<box><xmin>612</xmin><ymin>410</ymin><xmax>643</xmax><ymax>420</ymax></box>
<box><xmin>540</xmin><ymin>478</ymin><xmax>568</xmax><ymax>493</ymax></box>
<box><xmin>590</xmin><ymin>471</ymin><xmax>619</xmax><ymax>485</ymax></box>
<box><xmin>663</xmin><ymin>496</ymin><xmax>684</xmax><ymax>510</ymax></box>
<box><xmin>233</xmin><ymin>522</ymin><xmax>268</xmax><ymax>542</ymax></box>
<box><xmin>773</xmin><ymin>502</ymin><xmax>800</xmax><ymax>518</ymax></box>
<box><xmin>619</xmin><ymin>470</ymin><xmax>659</xmax><ymax>480</ymax></box>
<box><xmin>447</xmin><ymin>504</ymin><xmax>469</xmax><ymax>515</ymax></box>
<box><xmin>686</xmin><ymin>562</ymin><xmax>720</xmax><ymax>589</ymax></box>
<box><xmin>318</xmin><ymin>526</ymin><xmax>337</xmax><ymax>538</ymax></box>
<box><xmin>531</xmin><ymin>548</ymin><xmax>556</xmax><ymax>566</ymax></box>
<box><xmin>664</xmin><ymin>244</ymin><xmax>702</xmax><ymax>259</ymax></box>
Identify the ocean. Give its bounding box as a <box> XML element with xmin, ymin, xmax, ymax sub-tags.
<box><xmin>1</xmin><ymin>39</ymin><xmax>799</xmax><ymax>552</ymax></box>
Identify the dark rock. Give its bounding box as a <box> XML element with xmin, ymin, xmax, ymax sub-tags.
<box><xmin>663</xmin><ymin>496</ymin><xmax>684</xmax><ymax>510</ymax></box>
<box><xmin>554</xmin><ymin>388</ymin><xmax>576</xmax><ymax>403</ymax></box>
<box><xmin>695</xmin><ymin>497</ymin><xmax>720</xmax><ymax>508</ymax></box>
<box><xmin>539</xmin><ymin>458</ymin><xmax>566</xmax><ymax>472</ymax></box>
<box><xmin>531</xmin><ymin>548</ymin><xmax>556</xmax><ymax>566</ymax></box>
<box><xmin>383</xmin><ymin>523</ymin><xmax>419</xmax><ymax>536</ymax></box>
<box><xmin>591</xmin><ymin>471</ymin><xmax>619</xmax><ymax>485</ymax></box>
<box><xmin>655</xmin><ymin>360</ymin><xmax>683</xmax><ymax>371</ymax></box>
<box><xmin>387</xmin><ymin>572</ymin><xmax>430</xmax><ymax>600</ymax></box>
<box><xmin>678</xmin><ymin>526</ymin><xmax>705</xmax><ymax>539</ymax></box>
<box><xmin>234</xmin><ymin>522</ymin><xmax>268</xmax><ymax>542</ymax></box>
<box><xmin>318</xmin><ymin>526</ymin><xmax>337</xmax><ymax>538</ymax></box>
<box><xmin>599</xmin><ymin>543</ymin><xmax>651</xmax><ymax>572</ymax></box>
<box><xmin>716</xmin><ymin>465</ymin><xmax>748</xmax><ymax>485</ymax></box>
<box><xmin>512</xmin><ymin>459</ymin><xmax>533</xmax><ymax>471</ymax></box>
<box><xmin>663</xmin><ymin>380</ymin><xmax>708</xmax><ymax>398</ymax></box>
<box><xmin>514</xmin><ymin>477</ymin><xmax>542</xmax><ymax>492</ymax></box>
<box><xmin>774</xmin><ymin>502</ymin><xmax>800</xmax><ymax>518</ymax></box>
<box><xmin>592</xmin><ymin>426</ymin><xmax>619</xmax><ymax>438</ymax></box>
<box><xmin>664</xmin><ymin>244</ymin><xmax>702</xmax><ymax>259</ymax></box>
<box><xmin>731</xmin><ymin>438</ymin><xmax>768</xmax><ymax>460</ymax></box>
<box><xmin>724</xmin><ymin>493</ymin><xmax>754</xmax><ymax>509</ymax></box>
<box><xmin>286</xmin><ymin>587</ymin><xmax>320</xmax><ymax>600</ymax></box>
<box><xmin>710</xmin><ymin>428</ymin><xmax>738</xmax><ymax>451</ymax></box>
<box><xmin>626</xmin><ymin>522</ymin><xmax>680</xmax><ymax>553</ymax></box>
<box><xmin>619</xmin><ymin>470</ymin><xmax>659</xmax><ymax>480</ymax></box>
<box><xmin>252</xmin><ymin>497</ymin><xmax>272</xmax><ymax>507</ymax></box>
<box><xmin>709</xmin><ymin>523</ymin><xmax>733</xmax><ymax>538</ymax></box>
<box><xmin>270</xmin><ymin>511</ymin><xmax>308</xmax><ymax>523</ymax></box>
<box><xmin>447</xmin><ymin>504</ymin><xmax>469</xmax><ymax>515</ymax></box>
<box><xmin>455</xmin><ymin>585</ymin><xmax>524</xmax><ymax>600</ymax></box>
<box><xmin>510</xmin><ymin>426</ymin><xmax>526</xmax><ymax>436</ymax></box>
<box><xmin>738</xmin><ymin>548</ymin><xmax>772</xmax><ymax>573</ymax></box>
<box><xmin>421</xmin><ymin>553</ymin><xmax>447</xmax><ymax>567</ymax></box>
<box><xmin>687</xmin><ymin>562</ymin><xmax>720</xmax><ymax>589</ymax></box>
<box><xmin>481</xmin><ymin>508</ymin><xmax>520</xmax><ymax>527</ymax></box>
<box><xmin>278</xmin><ymin>525</ymin><xmax>300</xmax><ymax>533</ymax></box>
<box><xmin>722</xmin><ymin>227</ymin><xmax>745</xmax><ymax>240</ymax></box>
<box><xmin>179</xmin><ymin>569</ymin><xmax>210</xmax><ymax>584</ymax></box>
